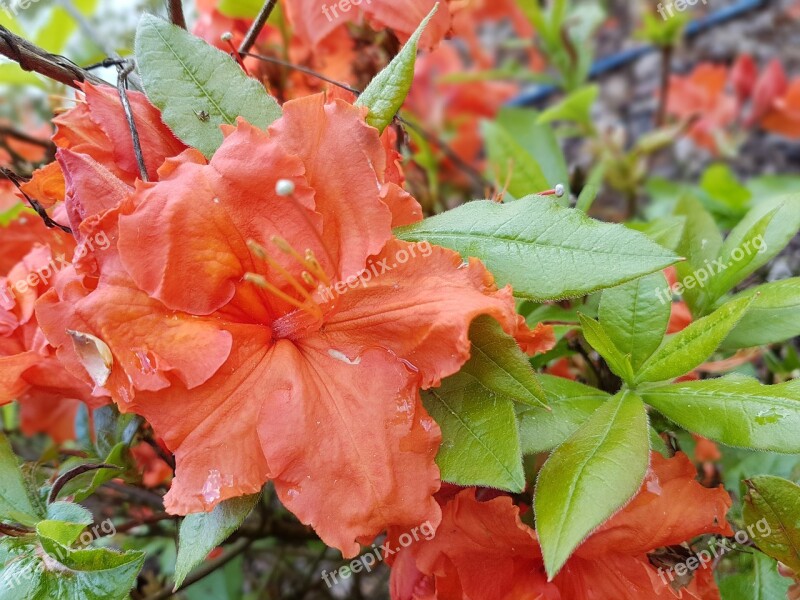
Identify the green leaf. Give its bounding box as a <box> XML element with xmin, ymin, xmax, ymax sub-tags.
<box><xmin>517</xmin><ymin>375</ymin><xmax>608</xmax><ymax>455</ymax></box>
<box><xmin>174</xmin><ymin>494</ymin><xmax>260</xmax><ymax>588</ymax></box>
<box><xmin>497</xmin><ymin>109</ymin><xmax>570</xmax><ymax>200</ymax></box>
<box><xmin>642</xmin><ymin>377</ymin><xmax>800</xmax><ymax>453</ymax></box>
<box><xmin>722</xmin><ymin>278</ymin><xmax>800</xmax><ymax>349</ymax></box>
<box><xmin>0</xmin><ymin>535</ymin><xmax>145</xmax><ymax>600</ymax></box>
<box><xmin>719</xmin><ymin>552</ymin><xmax>791</xmax><ymax>600</ymax></box>
<box><xmin>599</xmin><ymin>272</ymin><xmax>671</xmax><ymax>372</ymax></box>
<box><xmin>578</xmin><ymin>314</ymin><xmax>634</xmax><ymax>384</ymax></box>
<box><xmin>537</xmin><ymin>85</ymin><xmax>599</xmax><ymax>129</ymax></box>
<box><xmin>423</xmin><ymin>378</ymin><xmax>525</xmax><ymax>492</ymax></box>
<box><xmin>463</xmin><ymin>315</ymin><xmax>547</xmax><ymax>408</ymax></box>
<box><xmin>627</xmin><ymin>216</ymin><xmax>687</xmax><ymax>251</ymax></box>
<box><xmin>534</xmin><ymin>391</ymin><xmax>649</xmax><ymax>578</ymax></box>
<box><xmin>482</xmin><ymin>120</ymin><xmax>549</xmax><ymax>199</ymax></box>
<box><xmin>633</xmin><ymin>295</ymin><xmax>753</xmax><ymax>384</ymax></box>
<box><xmin>395</xmin><ymin>197</ymin><xmax>680</xmax><ymax>301</ymax></box>
<box><xmin>743</xmin><ymin>476</ymin><xmax>800</xmax><ymax>572</ymax></box>
<box><xmin>674</xmin><ymin>195</ymin><xmax>723</xmax><ymax>312</ymax></box>
<box><xmin>41</xmin><ymin>503</ymin><xmax>94</xmax><ymax>546</ymax></box>
<box><xmin>576</xmin><ymin>163</ymin><xmax>605</xmax><ymax>213</ymax></box>
<box><xmin>135</xmin><ymin>14</ymin><xmax>282</xmax><ymax>158</ymax></box>
<box><xmin>355</xmin><ymin>5</ymin><xmax>438</xmax><ymax>132</ymax></box>
<box><xmin>0</xmin><ymin>432</ymin><xmax>40</xmax><ymax>526</ymax></box>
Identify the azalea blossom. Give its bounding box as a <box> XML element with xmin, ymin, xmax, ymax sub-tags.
<box><xmin>390</xmin><ymin>452</ymin><xmax>733</xmax><ymax>599</ymax></box>
<box><xmin>36</xmin><ymin>92</ymin><xmax>547</xmax><ymax>557</ymax></box>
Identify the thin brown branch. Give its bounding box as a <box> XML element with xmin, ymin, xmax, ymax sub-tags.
<box><xmin>0</xmin><ymin>126</ymin><xmax>55</xmax><ymax>152</ymax></box>
<box><xmin>49</xmin><ymin>463</ymin><xmax>121</xmax><ymax>503</ymax></box>
<box><xmin>167</xmin><ymin>0</ymin><xmax>187</xmax><ymax>30</ymax></box>
<box><xmin>100</xmin><ymin>512</ymin><xmax>178</xmax><ymax>537</ymax></box>
<box><xmin>242</xmin><ymin>52</ymin><xmax>490</xmax><ymax>193</ymax></box>
<box><xmin>0</xmin><ymin>523</ymin><xmax>33</xmax><ymax>537</ymax></box>
<box><xmin>0</xmin><ymin>25</ymin><xmax>105</xmax><ymax>88</ymax></box>
<box><xmin>0</xmin><ymin>167</ymin><xmax>73</xmax><ymax>234</ymax></box>
<box><xmin>238</xmin><ymin>0</ymin><xmax>279</xmax><ymax>54</ymax></box>
<box><xmin>116</xmin><ymin>62</ymin><xmax>150</xmax><ymax>182</ymax></box>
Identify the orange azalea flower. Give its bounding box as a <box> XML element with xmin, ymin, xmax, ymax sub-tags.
<box><xmin>131</xmin><ymin>442</ymin><xmax>174</xmax><ymax>488</ymax></box>
<box><xmin>0</xmin><ymin>243</ymin><xmax>96</xmax><ymax>442</ymax></box>
<box><xmin>37</xmin><ymin>93</ymin><xmax>538</xmax><ymax>557</ymax></box>
<box><xmin>666</xmin><ymin>64</ymin><xmax>737</xmax><ymax>153</ymax></box>
<box><xmin>391</xmin><ymin>452</ymin><xmax>732</xmax><ymax>599</ymax></box>
<box><xmin>21</xmin><ymin>83</ymin><xmax>186</xmax><ymax>208</ymax></box>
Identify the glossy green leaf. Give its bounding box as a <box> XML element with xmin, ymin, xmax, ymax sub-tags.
<box><xmin>135</xmin><ymin>14</ymin><xmax>282</xmax><ymax>158</ymax></box>
<box><xmin>599</xmin><ymin>272</ymin><xmax>671</xmax><ymax>372</ymax></box>
<box><xmin>0</xmin><ymin>432</ymin><xmax>40</xmax><ymax>526</ymax></box>
<box><xmin>395</xmin><ymin>197</ymin><xmax>680</xmax><ymax>301</ymax></box>
<box><xmin>39</xmin><ymin>503</ymin><xmax>93</xmax><ymax>546</ymax></box>
<box><xmin>743</xmin><ymin>476</ymin><xmax>800</xmax><ymax>572</ymax></box>
<box><xmin>674</xmin><ymin>195</ymin><xmax>723</xmax><ymax>312</ymax></box>
<box><xmin>722</xmin><ymin>278</ymin><xmax>800</xmax><ymax>349</ymax></box>
<box><xmin>633</xmin><ymin>295</ymin><xmax>753</xmax><ymax>384</ymax></box>
<box><xmin>423</xmin><ymin>377</ymin><xmax>525</xmax><ymax>493</ymax></box>
<box><xmin>517</xmin><ymin>375</ymin><xmax>608</xmax><ymax>454</ymax></box>
<box><xmin>578</xmin><ymin>314</ymin><xmax>634</xmax><ymax>383</ymax></box>
<box><xmin>642</xmin><ymin>376</ymin><xmax>800</xmax><ymax>452</ymax></box>
<box><xmin>463</xmin><ymin>315</ymin><xmax>547</xmax><ymax>408</ymax></box>
<box><xmin>355</xmin><ymin>5</ymin><xmax>438</xmax><ymax>132</ymax></box>
<box><xmin>719</xmin><ymin>552</ymin><xmax>791</xmax><ymax>600</ymax></box>
<box><xmin>175</xmin><ymin>494</ymin><xmax>260</xmax><ymax>587</ymax></box>
<box><xmin>535</xmin><ymin>391</ymin><xmax>649</xmax><ymax>578</ymax></box>
<box><xmin>497</xmin><ymin>108</ymin><xmax>570</xmax><ymax>200</ymax></box>
<box><xmin>482</xmin><ymin>120</ymin><xmax>549</xmax><ymax>198</ymax></box>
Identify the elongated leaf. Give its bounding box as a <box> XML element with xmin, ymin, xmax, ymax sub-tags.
<box><xmin>0</xmin><ymin>432</ymin><xmax>40</xmax><ymax>526</ymax></box>
<box><xmin>599</xmin><ymin>273</ymin><xmax>671</xmax><ymax>372</ymax></box>
<box><xmin>578</xmin><ymin>314</ymin><xmax>634</xmax><ymax>383</ymax></box>
<box><xmin>517</xmin><ymin>375</ymin><xmax>608</xmax><ymax>454</ymax></box>
<box><xmin>175</xmin><ymin>494</ymin><xmax>260</xmax><ymax>587</ymax></box>
<box><xmin>355</xmin><ymin>5</ymin><xmax>438</xmax><ymax>132</ymax></box>
<box><xmin>463</xmin><ymin>316</ymin><xmax>546</xmax><ymax>408</ymax></box>
<box><xmin>634</xmin><ymin>295</ymin><xmax>753</xmax><ymax>384</ymax></box>
<box><xmin>743</xmin><ymin>476</ymin><xmax>800</xmax><ymax>572</ymax></box>
<box><xmin>482</xmin><ymin>120</ymin><xmax>549</xmax><ymax>199</ymax></box>
<box><xmin>674</xmin><ymin>196</ymin><xmax>723</xmax><ymax>312</ymax></box>
<box><xmin>535</xmin><ymin>391</ymin><xmax>649</xmax><ymax>578</ymax></box>
<box><xmin>642</xmin><ymin>377</ymin><xmax>800</xmax><ymax>453</ymax></box>
<box><xmin>135</xmin><ymin>14</ymin><xmax>282</xmax><ymax>158</ymax></box>
<box><xmin>723</xmin><ymin>278</ymin><xmax>800</xmax><ymax>350</ymax></box>
<box><xmin>423</xmin><ymin>378</ymin><xmax>525</xmax><ymax>492</ymax></box>
<box><xmin>395</xmin><ymin>197</ymin><xmax>680</xmax><ymax>301</ymax></box>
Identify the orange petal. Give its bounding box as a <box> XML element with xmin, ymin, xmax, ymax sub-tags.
<box><xmin>318</xmin><ymin>239</ymin><xmax>521</xmax><ymax>389</ymax></box>
<box><xmin>19</xmin><ymin>161</ymin><xmax>66</xmax><ymax>209</ymax></box>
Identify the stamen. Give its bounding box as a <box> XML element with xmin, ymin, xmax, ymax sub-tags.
<box><xmin>244</xmin><ymin>273</ymin><xmax>321</xmax><ymax>317</ymax></box>
<box><xmin>304</xmin><ymin>249</ymin><xmax>331</xmax><ymax>286</ymax></box>
<box><xmin>301</xmin><ymin>271</ymin><xmax>316</xmax><ymax>287</ymax></box>
<box><xmin>247</xmin><ymin>240</ymin><xmax>316</xmax><ymax>302</ymax></box>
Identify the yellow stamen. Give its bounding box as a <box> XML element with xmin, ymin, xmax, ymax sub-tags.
<box><xmin>303</xmin><ymin>249</ymin><xmax>331</xmax><ymax>286</ymax></box>
<box><xmin>301</xmin><ymin>271</ymin><xmax>316</xmax><ymax>287</ymax></box>
<box><xmin>244</xmin><ymin>272</ymin><xmax>320</xmax><ymax>317</ymax></box>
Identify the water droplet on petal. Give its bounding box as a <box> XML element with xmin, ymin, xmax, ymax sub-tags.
<box><xmin>201</xmin><ymin>469</ymin><xmax>223</xmax><ymax>504</ymax></box>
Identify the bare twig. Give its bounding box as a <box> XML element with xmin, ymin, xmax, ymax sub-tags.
<box><xmin>0</xmin><ymin>25</ymin><xmax>105</xmax><ymax>88</ymax></box>
<box><xmin>0</xmin><ymin>126</ymin><xmax>55</xmax><ymax>152</ymax></box>
<box><xmin>167</xmin><ymin>0</ymin><xmax>187</xmax><ymax>30</ymax></box>
<box><xmin>99</xmin><ymin>512</ymin><xmax>178</xmax><ymax>538</ymax></box>
<box><xmin>116</xmin><ymin>61</ymin><xmax>150</xmax><ymax>182</ymax></box>
<box><xmin>242</xmin><ymin>52</ymin><xmax>490</xmax><ymax>192</ymax></box>
<box><xmin>0</xmin><ymin>167</ymin><xmax>73</xmax><ymax>234</ymax></box>
<box><xmin>242</xmin><ymin>51</ymin><xmax>360</xmax><ymax>94</ymax></box>
<box><xmin>238</xmin><ymin>0</ymin><xmax>279</xmax><ymax>54</ymax></box>
<box><xmin>0</xmin><ymin>523</ymin><xmax>33</xmax><ymax>537</ymax></box>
